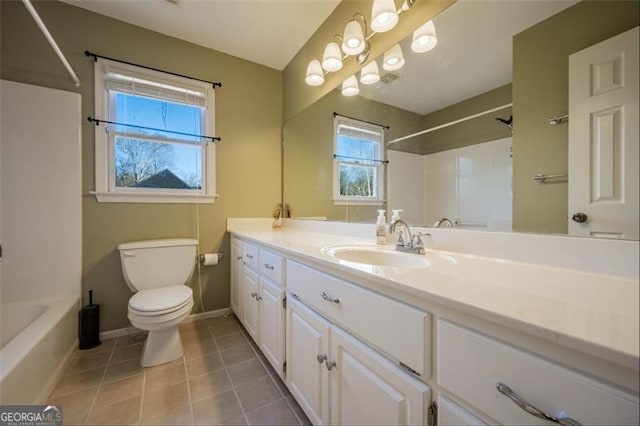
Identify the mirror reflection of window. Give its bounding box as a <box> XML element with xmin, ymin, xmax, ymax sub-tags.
<box><xmin>333</xmin><ymin>116</ymin><xmax>385</xmax><ymax>205</ymax></box>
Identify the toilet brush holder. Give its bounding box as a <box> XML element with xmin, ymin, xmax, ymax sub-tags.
<box><xmin>78</xmin><ymin>290</ymin><xmax>101</xmax><ymax>350</ymax></box>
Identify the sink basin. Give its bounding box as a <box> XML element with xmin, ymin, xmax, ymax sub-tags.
<box><xmin>322</xmin><ymin>245</ymin><xmax>430</xmax><ymax>268</ymax></box>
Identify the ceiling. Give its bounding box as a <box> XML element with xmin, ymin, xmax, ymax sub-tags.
<box><xmin>60</xmin><ymin>0</ymin><xmax>341</xmax><ymax>70</ymax></box>
<box><xmin>358</xmin><ymin>0</ymin><xmax>578</xmax><ymax>115</ymax></box>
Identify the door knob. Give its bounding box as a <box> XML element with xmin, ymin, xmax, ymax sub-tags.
<box><xmin>572</xmin><ymin>212</ymin><xmax>588</xmax><ymax>223</ymax></box>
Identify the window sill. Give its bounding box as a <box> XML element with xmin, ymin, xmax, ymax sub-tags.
<box><xmin>332</xmin><ymin>199</ymin><xmax>384</xmax><ymax>206</ymax></box>
<box><xmin>91</xmin><ymin>191</ymin><xmax>217</xmax><ymax>204</ymax></box>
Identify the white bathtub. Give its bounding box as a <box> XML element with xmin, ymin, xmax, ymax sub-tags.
<box><xmin>0</xmin><ymin>297</ymin><xmax>79</xmax><ymax>404</ymax></box>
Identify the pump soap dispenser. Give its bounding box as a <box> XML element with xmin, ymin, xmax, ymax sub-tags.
<box><xmin>376</xmin><ymin>210</ymin><xmax>388</xmax><ymax>245</ymax></box>
<box><xmin>389</xmin><ymin>209</ymin><xmax>403</xmax><ymax>244</ymax></box>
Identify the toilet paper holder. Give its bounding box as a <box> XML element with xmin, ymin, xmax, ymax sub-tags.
<box><xmin>199</xmin><ymin>253</ymin><xmax>223</xmax><ymax>264</ymax></box>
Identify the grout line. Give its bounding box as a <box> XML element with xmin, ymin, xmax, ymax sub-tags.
<box><xmin>181</xmin><ymin>353</ymin><xmax>196</xmax><ymax>425</ymax></box>
<box><xmin>137</xmin><ymin>362</ymin><xmax>147</xmax><ymax>424</ymax></box>
<box><xmin>217</xmin><ymin>322</ymin><xmax>252</xmax><ymax>425</ymax></box>
<box><xmin>84</xmin><ymin>338</ymin><xmax>117</xmax><ymax>425</ymax></box>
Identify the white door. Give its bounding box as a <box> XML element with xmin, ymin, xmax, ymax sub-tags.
<box><xmin>568</xmin><ymin>26</ymin><xmax>639</xmax><ymax>239</ymax></box>
<box><xmin>329</xmin><ymin>325</ymin><xmax>430</xmax><ymax>426</ymax></box>
<box><xmin>242</xmin><ymin>266</ymin><xmax>260</xmax><ymax>342</ymax></box>
<box><xmin>258</xmin><ymin>277</ymin><xmax>285</xmax><ymax>377</ymax></box>
<box><xmin>230</xmin><ymin>239</ymin><xmax>244</xmax><ymax>319</ymax></box>
<box><xmin>286</xmin><ymin>295</ymin><xmax>331</xmax><ymax>425</ymax></box>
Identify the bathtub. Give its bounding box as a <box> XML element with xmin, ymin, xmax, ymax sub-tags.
<box><xmin>0</xmin><ymin>297</ymin><xmax>79</xmax><ymax>404</ymax></box>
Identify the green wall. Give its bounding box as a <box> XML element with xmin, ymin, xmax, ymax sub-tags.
<box><xmin>1</xmin><ymin>0</ymin><xmax>283</xmax><ymax>331</ymax></box>
<box><xmin>512</xmin><ymin>0</ymin><xmax>639</xmax><ymax>234</ymax></box>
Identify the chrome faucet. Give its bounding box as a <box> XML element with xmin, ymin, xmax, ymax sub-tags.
<box><xmin>390</xmin><ymin>220</ymin><xmax>429</xmax><ymax>255</ymax></box>
<box><xmin>433</xmin><ymin>218</ymin><xmax>454</xmax><ymax>228</ymax></box>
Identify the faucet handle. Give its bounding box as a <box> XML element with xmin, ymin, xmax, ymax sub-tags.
<box><xmin>412</xmin><ymin>233</ymin><xmax>431</xmax><ymax>252</ymax></box>
<box><xmin>396</xmin><ymin>232</ymin><xmax>406</xmax><ymax>247</ymax></box>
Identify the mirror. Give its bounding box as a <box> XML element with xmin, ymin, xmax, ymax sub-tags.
<box><xmin>283</xmin><ymin>0</ymin><xmax>639</xmax><ymax>240</ymax></box>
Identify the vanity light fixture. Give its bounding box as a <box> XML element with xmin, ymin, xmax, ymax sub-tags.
<box><xmin>305</xmin><ymin>59</ymin><xmax>325</xmax><ymax>86</ymax></box>
<box><xmin>342</xmin><ymin>15</ymin><xmax>366</xmax><ymax>55</ymax></box>
<box><xmin>304</xmin><ymin>0</ymin><xmax>418</xmax><ymax>87</ymax></box>
<box><xmin>411</xmin><ymin>20</ymin><xmax>437</xmax><ymax>53</ymax></box>
<box><xmin>371</xmin><ymin>0</ymin><xmax>399</xmax><ymax>33</ymax></box>
<box><xmin>360</xmin><ymin>60</ymin><xmax>380</xmax><ymax>85</ymax></box>
<box><xmin>342</xmin><ymin>75</ymin><xmax>359</xmax><ymax>96</ymax></box>
<box><xmin>383</xmin><ymin>44</ymin><xmax>405</xmax><ymax>71</ymax></box>
<box><xmin>322</xmin><ymin>40</ymin><xmax>343</xmax><ymax>72</ymax></box>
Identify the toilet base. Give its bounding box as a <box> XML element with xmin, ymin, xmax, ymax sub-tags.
<box><xmin>140</xmin><ymin>326</ymin><xmax>183</xmax><ymax>367</ymax></box>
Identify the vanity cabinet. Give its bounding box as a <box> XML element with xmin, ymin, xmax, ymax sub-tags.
<box><xmin>437</xmin><ymin>320</ymin><xmax>640</xmax><ymax>425</ymax></box>
<box><xmin>286</xmin><ymin>295</ymin><xmax>430</xmax><ymax>426</ymax></box>
<box><xmin>230</xmin><ymin>239</ymin><xmax>244</xmax><ymax>321</ymax></box>
<box><xmin>234</xmin><ymin>238</ymin><xmax>286</xmax><ymax>377</ymax></box>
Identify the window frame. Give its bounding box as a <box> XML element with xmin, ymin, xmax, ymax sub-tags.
<box><xmin>332</xmin><ymin>116</ymin><xmax>385</xmax><ymax>205</ymax></box>
<box><xmin>93</xmin><ymin>58</ymin><xmax>216</xmax><ymax>203</ymax></box>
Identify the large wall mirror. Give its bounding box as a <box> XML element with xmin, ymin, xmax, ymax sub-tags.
<box><xmin>283</xmin><ymin>0</ymin><xmax>639</xmax><ymax>240</ymax></box>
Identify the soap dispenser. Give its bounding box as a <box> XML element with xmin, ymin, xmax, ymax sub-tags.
<box><xmin>376</xmin><ymin>210</ymin><xmax>388</xmax><ymax>245</ymax></box>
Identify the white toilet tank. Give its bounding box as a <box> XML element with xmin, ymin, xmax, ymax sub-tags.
<box><xmin>118</xmin><ymin>239</ymin><xmax>198</xmax><ymax>292</ymax></box>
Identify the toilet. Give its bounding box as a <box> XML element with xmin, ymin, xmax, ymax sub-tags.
<box><xmin>117</xmin><ymin>238</ymin><xmax>197</xmax><ymax>367</ymax></box>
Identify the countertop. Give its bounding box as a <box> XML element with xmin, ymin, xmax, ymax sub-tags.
<box><xmin>227</xmin><ymin>222</ymin><xmax>639</xmax><ymax>372</ymax></box>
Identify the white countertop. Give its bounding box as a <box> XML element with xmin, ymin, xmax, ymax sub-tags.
<box><xmin>227</xmin><ymin>221</ymin><xmax>639</xmax><ymax>371</ymax></box>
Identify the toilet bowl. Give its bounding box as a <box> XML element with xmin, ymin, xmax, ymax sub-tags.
<box><xmin>118</xmin><ymin>239</ymin><xmax>198</xmax><ymax>367</ymax></box>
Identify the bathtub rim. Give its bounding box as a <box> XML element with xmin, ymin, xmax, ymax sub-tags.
<box><xmin>0</xmin><ymin>296</ymin><xmax>79</xmax><ymax>382</ymax></box>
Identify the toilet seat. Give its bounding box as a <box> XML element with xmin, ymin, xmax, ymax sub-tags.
<box><xmin>129</xmin><ymin>286</ymin><xmax>193</xmax><ymax>316</ymax></box>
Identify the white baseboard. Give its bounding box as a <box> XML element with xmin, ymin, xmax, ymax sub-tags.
<box><xmin>100</xmin><ymin>307</ymin><xmax>233</xmax><ymax>340</ymax></box>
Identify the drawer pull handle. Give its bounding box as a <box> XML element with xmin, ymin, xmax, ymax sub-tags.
<box><xmin>321</xmin><ymin>291</ymin><xmax>340</xmax><ymax>304</ymax></box>
<box><xmin>264</xmin><ymin>263</ymin><xmax>275</xmax><ymax>270</ymax></box>
<box><xmin>256</xmin><ymin>295</ymin><xmax>262</xmax><ymax>301</ymax></box>
<box><xmin>317</xmin><ymin>354</ymin><xmax>327</xmax><ymax>364</ymax></box>
<box><xmin>236</xmin><ymin>256</ymin><xmax>243</xmax><ymax>260</ymax></box>
<box><xmin>246</xmin><ymin>253</ymin><xmax>254</xmax><ymax>259</ymax></box>
<box><xmin>496</xmin><ymin>383</ymin><xmax>581</xmax><ymax>426</ymax></box>
<box><xmin>251</xmin><ymin>292</ymin><xmax>258</xmax><ymax>299</ymax></box>
<box><xmin>326</xmin><ymin>360</ymin><xmax>337</xmax><ymax>371</ymax></box>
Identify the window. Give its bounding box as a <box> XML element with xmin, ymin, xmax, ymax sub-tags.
<box><xmin>93</xmin><ymin>59</ymin><xmax>216</xmax><ymax>203</ymax></box>
<box><xmin>333</xmin><ymin>116</ymin><xmax>385</xmax><ymax>205</ymax></box>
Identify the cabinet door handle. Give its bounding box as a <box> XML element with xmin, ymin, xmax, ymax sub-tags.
<box><xmin>321</xmin><ymin>291</ymin><xmax>340</xmax><ymax>304</ymax></box>
<box><xmin>264</xmin><ymin>263</ymin><xmax>274</xmax><ymax>270</ymax></box>
<box><xmin>236</xmin><ymin>256</ymin><xmax>243</xmax><ymax>260</ymax></box>
<box><xmin>496</xmin><ymin>383</ymin><xmax>581</xmax><ymax>425</ymax></box>
<box><xmin>245</xmin><ymin>253</ymin><xmax>254</xmax><ymax>259</ymax></box>
<box><xmin>326</xmin><ymin>360</ymin><xmax>337</xmax><ymax>371</ymax></box>
<box><xmin>317</xmin><ymin>354</ymin><xmax>327</xmax><ymax>364</ymax></box>
<box><xmin>251</xmin><ymin>292</ymin><xmax>258</xmax><ymax>299</ymax></box>
<box><xmin>256</xmin><ymin>295</ymin><xmax>262</xmax><ymax>301</ymax></box>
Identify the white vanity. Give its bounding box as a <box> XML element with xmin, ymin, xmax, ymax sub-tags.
<box><xmin>227</xmin><ymin>218</ymin><xmax>639</xmax><ymax>426</ymax></box>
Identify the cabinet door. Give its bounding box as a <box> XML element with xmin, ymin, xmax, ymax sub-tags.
<box><xmin>242</xmin><ymin>266</ymin><xmax>260</xmax><ymax>342</ymax></box>
<box><xmin>286</xmin><ymin>295</ymin><xmax>330</xmax><ymax>426</ymax></box>
<box><xmin>438</xmin><ymin>395</ymin><xmax>486</xmax><ymax>426</ymax></box>
<box><xmin>230</xmin><ymin>239</ymin><xmax>244</xmax><ymax>319</ymax></box>
<box><xmin>330</xmin><ymin>326</ymin><xmax>430</xmax><ymax>426</ymax></box>
<box><xmin>259</xmin><ymin>277</ymin><xmax>285</xmax><ymax>377</ymax></box>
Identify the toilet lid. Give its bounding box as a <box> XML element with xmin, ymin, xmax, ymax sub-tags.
<box><xmin>129</xmin><ymin>286</ymin><xmax>193</xmax><ymax>312</ymax></box>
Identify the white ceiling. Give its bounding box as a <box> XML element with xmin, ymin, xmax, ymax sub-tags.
<box><xmin>60</xmin><ymin>0</ymin><xmax>341</xmax><ymax>70</ymax></box>
<box><xmin>358</xmin><ymin>0</ymin><xmax>579</xmax><ymax>115</ymax></box>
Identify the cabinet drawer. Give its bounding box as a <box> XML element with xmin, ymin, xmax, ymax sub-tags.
<box><xmin>259</xmin><ymin>249</ymin><xmax>284</xmax><ymax>286</ymax></box>
<box><xmin>287</xmin><ymin>260</ymin><xmax>430</xmax><ymax>377</ymax></box>
<box><xmin>242</xmin><ymin>242</ymin><xmax>259</xmax><ymax>271</ymax></box>
<box><xmin>437</xmin><ymin>320</ymin><xmax>639</xmax><ymax>425</ymax></box>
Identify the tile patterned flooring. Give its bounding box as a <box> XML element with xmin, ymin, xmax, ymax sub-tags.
<box><xmin>48</xmin><ymin>315</ymin><xmax>310</xmax><ymax>425</ymax></box>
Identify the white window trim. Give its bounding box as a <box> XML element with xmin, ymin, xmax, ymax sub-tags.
<box><xmin>92</xmin><ymin>58</ymin><xmax>216</xmax><ymax>204</ymax></box>
<box><xmin>332</xmin><ymin>116</ymin><xmax>385</xmax><ymax>206</ymax></box>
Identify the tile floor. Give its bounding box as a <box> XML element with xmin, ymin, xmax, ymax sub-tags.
<box><xmin>47</xmin><ymin>314</ymin><xmax>310</xmax><ymax>425</ymax></box>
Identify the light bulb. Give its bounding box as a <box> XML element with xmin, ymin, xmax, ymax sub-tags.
<box><xmin>383</xmin><ymin>44</ymin><xmax>405</xmax><ymax>71</ymax></box>
<box><xmin>342</xmin><ymin>75</ymin><xmax>359</xmax><ymax>96</ymax></box>
<box><xmin>342</xmin><ymin>19</ymin><xmax>365</xmax><ymax>55</ymax></box>
<box><xmin>411</xmin><ymin>20</ymin><xmax>437</xmax><ymax>53</ymax></box>
<box><xmin>360</xmin><ymin>61</ymin><xmax>380</xmax><ymax>85</ymax></box>
<box><xmin>305</xmin><ymin>60</ymin><xmax>324</xmax><ymax>86</ymax></box>
<box><xmin>322</xmin><ymin>41</ymin><xmax>343</xmax><ymax>72</ymax></box>
<box><xmin>371</xmin><ymin>0</ymin><xmax>398</xmax><ymax>33</ymax></box>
